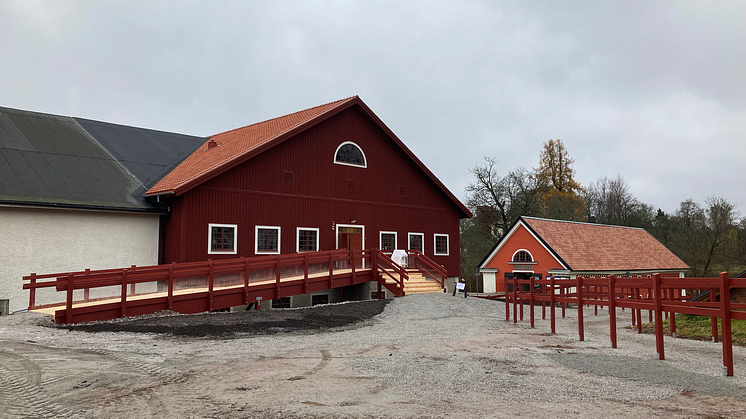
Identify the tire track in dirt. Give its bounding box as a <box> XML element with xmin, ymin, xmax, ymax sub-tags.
<box><xmin>0</xmin><ymin>349</ymin><xmax>77</xmax><ymax>419</ymax></box>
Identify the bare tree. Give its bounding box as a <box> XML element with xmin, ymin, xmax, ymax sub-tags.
<box><xmin>465</xmin><ymin>157</ymin><xmax>541</xmax><ymax>239</ymax></box>
<box><xmin>585</xmin><ymin>175</ymin><xmax>654</xmax><ymax>228</ymax></box>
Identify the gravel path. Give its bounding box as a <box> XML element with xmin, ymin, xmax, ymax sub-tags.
<box><xmin>1</xmin><ymin>293</ymin><xmax>746</xmax><ymax>418</ymax></box>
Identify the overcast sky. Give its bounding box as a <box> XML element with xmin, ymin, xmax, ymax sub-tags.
<box><xmin>1</xmin><ymin>0</ymin><xmax>744</xmax><ymax>216</ymax></box>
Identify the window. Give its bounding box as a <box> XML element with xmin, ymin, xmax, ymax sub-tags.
<box><xmin>272</xmin><ymin>297</ymin><xmax>291</xmax><ymax>309</ymax></box>
<box><xmin>371</xmin><ymin>291</ymin><xmax>386</xmax><ymax>299</ymax></box>
<box><xmin>434</xmin><ymin>234</ymin><xmax>449</xmax><ymax>256</ymax></box>
<box><xmin>297</xmin><ymin>227</ymin><xmax>319</xmax><ymax>252</ymax></box>
<box><xmin>311</xmin><ymin>294</ymin><xmax>329</xmax><ymax>306</ymax></box>
<box><xmin>283</xmin><ymin>171</ymin><xmax>294</xmax><ymax>186</ymax></box>
<box><xmin>208</xmin><ymin>224</ymin><xmax>237</xmax><ymax>254</ymax></box>
<box><xmin>512</xmin><ymin>250</ymin><xmax>533</xmax><ymax>262</ymax></box>
<box><xmin>408</xmin><ymin>233</ymin><xmax>424</xmax><ymax>252</ymax></box>
<box><xmin>380</xmin><ymin>231</ymin><xmax>397</xmax><ymax>251</ymax></box>
<box><xmin>334</xmin><ymin>141</ymin><xmax>367</xmax><ymax>168</ymax></box>
<box><xmin>255</xmin><ymin>226</ymin><xmax>280</xmax><ymax>254</ymax></box>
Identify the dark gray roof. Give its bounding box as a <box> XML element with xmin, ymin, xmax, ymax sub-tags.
<box><xmin>74</xmin><ymin>117</ymin><xmax>206</xmax><ymax>190</ymax></box>
<box><xmin>0</xmin><ymin>106</ymin><xmax>206</xmax><ymax>212</ymax></box>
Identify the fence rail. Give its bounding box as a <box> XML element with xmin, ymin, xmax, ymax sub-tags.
<box><xmin>24</xmin><ymin>248</ymin><xmax>416</xmax><ymax>324</ymax></box>
<box><xmin>505</xmin><ymin>273</ymin><xmax>746</xmax><ymax>376</ymax></box>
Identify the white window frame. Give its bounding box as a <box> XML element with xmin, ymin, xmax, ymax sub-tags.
<box><xmin>511</xmin><ymin>249</ymin><xmax>534</xmax><ymax>262</ymax></box>
<box><xmin>434</xmin><ymin>233</ymin><xmax>449</xmax><ymax>256</ymax></box>
<box><xmin>296</xmin><ymin>227</ymin><xmax>320</xmax><ymax>253</ymax></box>
<box><xmin>408</xmin><ymin>232</ymin><xmax>424</xmax><ymax>253</ymax></box>
<box><xmin>255</xmin><ymin>225</ymin><xmax>281</xmax><ymax>254</ymax></box>
<box><xmin>208</xmin><ymin>223</ymin><xmax>237</xmax><ymax>255</ymax></box>
<box><xmin>379</xmin><ymin>231</ymin><xmax>398</xmax><ymax>252</ymax></box>
<box><xmin>333</xmin><ymin>141</ymin><xmax>368</xmax><ymax>168</ymax></box>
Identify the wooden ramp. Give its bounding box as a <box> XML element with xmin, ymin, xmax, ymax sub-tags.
<box><xmin>24</xmin><ymin>249</ymin><xmax>446</xmax><ymax>324</ymax></box>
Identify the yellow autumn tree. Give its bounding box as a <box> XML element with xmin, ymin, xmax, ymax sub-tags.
<box><xmin>535</xmin><ymin>139</ymin><xmax>587</xmax><ymax>221</ymax></box>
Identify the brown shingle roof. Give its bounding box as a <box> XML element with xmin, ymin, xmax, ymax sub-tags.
<box><xmin>147</xmin><ymin>97</ymin><xmax>357</xmax><ymax>195</ymax></box>
<box><xmin>523</xmin><ymin>217</ymin><xmax>689</xmax><ymax>271</ymax></box>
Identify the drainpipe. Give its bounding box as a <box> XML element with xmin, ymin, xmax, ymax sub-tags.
<box><xmin>157</xmin><ymin>197</ymin><xmax>171</xmax><ymax>265</ymax></box>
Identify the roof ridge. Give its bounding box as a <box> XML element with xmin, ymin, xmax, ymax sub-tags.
<box><xmin>522</xmin><ymin>216</ymin><xmax>645</xmax><ymax>231</ymax></box>
<box><xmin>209</xmin><ymin>96</ymin><xmax>357</xmax><ymax>138</ymax></box>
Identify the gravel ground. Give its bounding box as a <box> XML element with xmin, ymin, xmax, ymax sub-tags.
<box><xmin>1</xmin><ymin>293</ymin><xmax>746</xmax><ymax>418</ymax></box>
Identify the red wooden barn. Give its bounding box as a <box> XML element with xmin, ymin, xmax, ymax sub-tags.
<box><xmin>478</xmin><ymin>216</ymin><xmax>689</xmax><ymax>293</ymax></box>
<box><xmin>146</xmin><ymin>96</ymin><xmax>471</xmax><ymax>306</ymax></box>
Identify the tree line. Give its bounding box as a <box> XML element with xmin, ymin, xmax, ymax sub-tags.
<box><xmin>460</xmin><ymin>140</ymin><xmax>746</xmax><ymax>287</ymax></box>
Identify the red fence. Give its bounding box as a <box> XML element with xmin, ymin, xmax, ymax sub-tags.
<box><xmin>24</xmin><ymin>248</ymin><xmax>410</xmax><ymax>324</ymax></box>
<box><xmin>505</xmin><ymin>273</ymin><xmax>746</xmax><ymax>376</ymax></box>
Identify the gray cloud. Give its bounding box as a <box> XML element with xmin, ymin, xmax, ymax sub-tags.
<box><xmin>1</xmin><ymin>0</ymin><xmax>743</xmax><ymax>215</ymax></box>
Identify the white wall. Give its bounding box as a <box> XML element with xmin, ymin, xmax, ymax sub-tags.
<box><xmin>0</xmin><ymin>206</ymin><xmax>160</xmax><ymax>313</ymax></box>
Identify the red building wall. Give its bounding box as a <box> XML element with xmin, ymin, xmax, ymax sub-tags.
<box><xmin>482</xmin><ymin>224</ymin><xmax>565</xmax><ymax>292</ymax></box>
<box><xmin>162</xmin><ymin>105</ymin><xmax>464</xmax><ymax>275</ymax></box>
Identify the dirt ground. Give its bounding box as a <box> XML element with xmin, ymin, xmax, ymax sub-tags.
<box><xmin>1</xmin><ymin>295</ymin><xmax>746</xmax><ymax>418</ymax></box>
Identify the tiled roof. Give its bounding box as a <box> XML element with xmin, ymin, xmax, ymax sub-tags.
<box><xmin>523</xmin><ymin>217</ymin><xmax>689</xmax><ymax>271</ymax></box>
<box><xmin>147</xmin><ymin>97</ymin><xmax>357</xmax><ymax>195</ymax></box>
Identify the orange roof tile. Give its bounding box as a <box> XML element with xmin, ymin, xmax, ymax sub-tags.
<box><xmin>147</xmin><ymin>97</ymin><xmax>357</xmax><ymax>195</ymax></box>
<box><xmin>523</xmin><ymin>217</ymin><xmax>689</xmax><ymax>271</ymax></box>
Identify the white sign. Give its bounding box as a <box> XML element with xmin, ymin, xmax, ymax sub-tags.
<box><xmin>456</xmin><ymin>282</ymin><xmax>466</xmax><ymax>290</ymax></box>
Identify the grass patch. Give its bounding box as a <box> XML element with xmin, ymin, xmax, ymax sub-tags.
<box><xmin>637</xmin><ymin>314</ymin><xmax>746</xmax><ymax>346</ymax></box>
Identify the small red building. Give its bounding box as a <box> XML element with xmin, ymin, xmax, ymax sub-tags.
<box><xmin>478</xmin><ymin>216</ymin><xmax>689</xmax><ymax>293</ymax></box>
<box><xmin>147</xmin><ymin>96</ymin><xmax>471</xmax><ymax>305</ymax></box>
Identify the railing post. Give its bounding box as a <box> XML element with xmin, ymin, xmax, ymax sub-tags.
<box><xmin>350</xmin><ymin>250</ymin><xmax>356</xmax><ymax>285</ymax></box>
<box><xmin>66</xmin><ymin>274</ymin><xmax>74</xmax><ymax>324</ymax></box>
<box><xmin>244</xmin><ymin>257</ymin><xmax>250</xmax><ymax>304</ymax></box>
<box><xmin>636</xmin><ymin>287</ymin><xmax>643</xmax><ymax>334</ymax></box>
<box><xmin>721</xmin><ymin>272</ymin><xmax>733</xmax><ymax>376</ymax></box>
<box><xmin>608</xmin><ymin>275</ymin><xmax>617</xmax><ymax>348</ymax></box>
<box><xmin>505</xmin><ymin>275</ymin><xmax>510</xmax><ymax>322</ymax></box>
<box><xmin>710</xmin><ymin>287</ymin><xmax>719</xmax><ymax>343</ymax></box>
<box><xmin>328</xmin><ymin>253</ymin><xmax>334</xmax><ymax>290</ymax></box>
<box><xmin>120</xmin><ymin>269</ymin><xmax>128</xmax><ymax>319</ymax></box>
<box><xmin>275</xmin><ymin>257</ymin><xmax>281</xmax><ymax>299</ymax></box>
<box><xmin>303</xmin><ymin>253</ymin><xmax>309</xmax><ymax>293</ymax></box>
<box><xmin>577</xmin><ymin>276</ymin><xmax>584</xmax><ymax>341</ymax></box>
<box><xmin>512</xmin><ymin>275</ymin><xmax>517</xmax><ymax>324</ymax></box>
<box><xmin>549</xmin><ymin>275</ymin><xmax>556</xmax><ymax>334</ymax></box>
<box><xmin>653</xmin><ymin>273</ymin><xmax>665</xmax><ymax>360</ymax></box>
<box><xmin>84</xmin><ymin>269</ymin><xmax>90</xmax><ymax>302</ymax></box>
<box><xmin>168</xmin><ymin>263</ymin><xmax>174</xmax><ymax>310</ymax></box>
<box><xmin>529</xmin><ymin>274</ymin><xmax>535</xmax><ymax>328</ymax></box>
<box><xmin>29</xmin><ymin>273</ymin><xmax>37</xmax><ymax>309</ymax></box>
<box><xmin>208</xmin><ymin>259</ymin><xmax>214</xmax><ymax>312</ymax></box>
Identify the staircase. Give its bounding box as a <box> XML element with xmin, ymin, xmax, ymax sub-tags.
<box><xmin>385</xmin><ymin>269</ymin><xmax>443</xmax><ymax>294</ymax></box>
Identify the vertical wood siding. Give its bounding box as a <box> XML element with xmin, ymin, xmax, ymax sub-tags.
<box><xmin>163</xmin><ymin>106</ymin><xmax>464</xmax><ymax>275</ymax></box>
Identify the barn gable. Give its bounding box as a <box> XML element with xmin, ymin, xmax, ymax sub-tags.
<box><xmin>146</xmin><ymin>96</ymin><xmax>470</xmax><ymax>219</ymax></box>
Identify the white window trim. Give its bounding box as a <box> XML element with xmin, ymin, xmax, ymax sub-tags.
<box><xmin>511</xmin><ymin>249</ymin><xmax>534</xmax><ymax>262</ymax></box>
<box><xmin>296</xmin><ymin>227</ymin><xmax>320</xmax><ymax>253</ymax></box>
<box><xmin>255</xmin><ymin>225</ymin><xmax>281</xmax><ymax>254</ymax></box>
<box><xmin>333</xmin><ymin>141</ymin><xmax>368</xmax><ymax>168</ymax></box>
<box><xmin>379</xmin><ymin>231</ymin><xmax>398</xmax><ymax>251</ymax></box>
<box><xmin>208</xmin><ymin>223</ymin><xmax>238</xmax><ymax>255</ymax></box>
<box><xmin>434</xmin><ymin>233</ymin><xmax>449</xmax><ymax>256</ymax></box>
<box><xmin>408</xmin><ymin>232</ymin><xmax>424</xmax><ymax>252</ymax></box>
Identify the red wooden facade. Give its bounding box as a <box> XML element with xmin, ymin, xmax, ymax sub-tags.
<box><xmin>159</xmin><ymin>100</ymin><xmax>469</xmax><ymax>276</ymax></box>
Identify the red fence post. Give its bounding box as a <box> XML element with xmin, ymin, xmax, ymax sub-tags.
<box><xmin>303</xmin><ymin>253</ymin><xmax>309</xmax><ymax>293</ymax></box>
<box><xmin>208</xmin><ymin>259</ymin><xmax>214</xmax><ymax>312</ymax></box>
<box><xmin>275</xmin><ymin>258</ymin><xmax>281</xmax><ymax>300</ymax></box>
<box><xmin>244</xmin><ymin>258</ymin><xmax>251</xmax><ymax>304</ymax></box>
<box><xmin>529</xmin><ymin>274</ymin><xmax>535</xmax><ymax>328</ymax></box>
<box><xmin>28</xmin><ymin>273</ymin><xmax>37</xmax><ymax>309</ymax></box>
<box><xmin>711</xmin><ymin>286</ymin><xmax>719</xmax><ymax>343</ymax></box>
<box><xmin>66</xmin><ymin>274</ymin><xmax>74</xmax><ymax>324</ymax></box>
<box><xmin>84</xmin><ymin>269</ymin><xmax>90</xmax><ymax>302</ymax></box>
<box><xmin>608</xmin><ymin>275</ymin><xmax>617</xmax><ymax>348</ymax></box>
<box><xmin>577</xmin><ymin>276</ymin><xmax>584</xmax><ymax>341</ymax></box>
<box><xmin>550</xmin><ymin>275</ymin><xmax>556</xmax><ymax>334</ymax></box>
<box><xmin>636</xmin><ymin>287</ymin><xmax>643</xmax><ymax>334</ymax></box>
<box><xmin>505</xmin><ymin>275</ymin><xmax>510</xmax><ymax>322</ymax></box>
<box><xmin>168</xmin><ymin>263</ymin><xmax>174</xmax><ymax>310</ymax></box>
<box><xmin>653</xmin><ymin>273</ymin><xmax>665</xmax><ymax>360</ymax></box>
<box><xmin>721</xmin><ymin>272</ymin><xmax>733</xmax><ymax>376</ymax></box>
<box><xmin>513</xmin><ymin>276</ymin><xmax>518</xmax><ymax>324</ymax></box>
<box><xmin>120</xmin><ymin>269</ymin><xmax>128</xmax><ymax>319</ymax></box>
